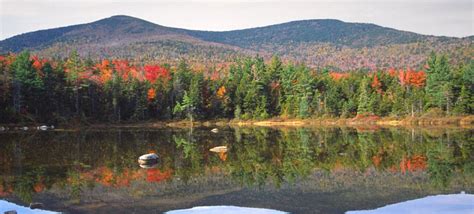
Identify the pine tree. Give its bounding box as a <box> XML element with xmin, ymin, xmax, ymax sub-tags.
<box><xmin>426</xmin><ymin>53</ymin><xmax>453</xmax><ymax>113</ymax></box>
<box><xmin>357</xmin><ymin>78</ymin><xmax>372</xmax><ymax>115</ymax></box>
<box><xmin>11</xmin><ymin>51</ymin><xmax>43</xmax><ymax>117</ymax></box>
<box><xmin>453</xmin><ymin>85</ymin><xmax>472</xmax><ymax>114</ymax></box>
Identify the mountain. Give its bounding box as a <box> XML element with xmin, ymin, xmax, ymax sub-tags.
<box><xmin>0</xmin><ymin>15</ymin><xmax>471</xmax><ymax>70</ymax></box>
<box><xmin>188</xmin><ymin>19</ymin><xmax>433</xmax><ymax>48</ymax></box>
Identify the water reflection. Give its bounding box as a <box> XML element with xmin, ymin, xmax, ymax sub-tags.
<box><xmin>0</xmin><ymin>127</ymin><xmax>472</xmax><ymax>213</ymax></box>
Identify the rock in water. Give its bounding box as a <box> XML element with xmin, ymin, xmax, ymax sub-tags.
<box><xmin>29</xmin><ymin>202</ymin><xmax>44</xmax><ymax>209</ymax></box>
<box><xmin>211</xmin><ymin>128</ymin><xmax>219</xmax><ymax>133</ymax></box>
<box><xmin>209</xmin><ymin>146</ymin><xmax>227</xmax><ymax>153</ymax></box>
<box><xmin>138</xmin><ymin>153</ymin><xmax>159</xmax><ymax>165</ymax></box>
<box><xmin>139</xmin><ymin>163</ymin><xmax>158</xmax><ymax>169</ymax></box>
<box><xmin>38</xmin><ymin>125</ymin><xmax>48</xmax><ymax>131</ymax></box>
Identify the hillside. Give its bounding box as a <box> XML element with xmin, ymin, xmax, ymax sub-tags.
<box><xmin>189</xmin><ymin>19</ymin><xmax>433</xmax><ymax>48</ymax></box>
<box><xmin>0</xmin><ymin>15</ymin><xmax>472</xmax><ymax>69</ymax></box>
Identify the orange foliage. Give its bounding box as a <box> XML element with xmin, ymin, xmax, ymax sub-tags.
<box><xmin>388</xmin><ymin>68</ymin><xmax>397</xmax><ymax>77</ymax></box>
<box><xmin>218</xmin><ymin>152</ymin><xmax>227</xmax><ymax>161</ymax></box>
<box><xmin>146</xmin><ymin>169</ymin><xmax>172</xmax><ymax>183</ymax></box>
<box><xmin>33</xmin><ymin>182</ymin><xmax>45</xmax><ymax>193</ymax></box>
<box><xmin>372</xmin><ymin>155</ymin><xmax>382</xmax><ymax>167</ymax></box>
<box><xmin>216</xmin><ymin>86</ymin><xmax>226</xmax><ymax>98</ymax></box>
<box><xmin>329</xmin><ymin>72</ymin><xmax>350</xmax><ymax>80</ymax></box>
<box><xmin>371</xmin><ymin>74</ymin><xmax>382</xmax><ymax>94</ymax></box>
<box><xmin>112</xmin><ymin>60</ymin><xmax>131</xmax><ymax>80</ymax></box>
<box><xmin>96</xmin><ymin>59</ymin><xmax>113</xmax><ymax>84</ymax></box>
<box><xmin>400</xmin><ymin>155</ymin><xmax>427</xmax><ymax>174</ymax></box>
<box><xmin>31</xmin><ymin>56</ymin><xmax>47</xmax><ymax>71</ymax></box>
<box><xmin>95</xmin><ymin>166</ymin><xmax>114</xmax><ymax>187</ymax></box>
<box><xmin>147</xmin><ymin>88</ymin><xmax>156</xmax><ymax>102</ymax></box>
<box><xmin>389</xmin><ymin>68</ymin><xmax>426</xmax><ymax>88</ymax></box>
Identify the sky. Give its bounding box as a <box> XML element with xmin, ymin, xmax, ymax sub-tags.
<box><xmin>0</xmin><ymin>0</ymin><xmax>472</xmax><ymax>40</ymax></box>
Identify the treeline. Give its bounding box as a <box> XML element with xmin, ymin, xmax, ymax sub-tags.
<box><xmin>0</xmin><ymin>51</ymin><xmax>472</xmax><ymax>124</ymax></box>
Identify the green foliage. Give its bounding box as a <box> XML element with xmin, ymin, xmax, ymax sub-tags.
<box><xmin>173</xmin><ymin>91</ymin><xmax>195</xmax><ymax>121</ymax></box>
<box><xmin>425</xmin><ymin>53</ymin><xmax>454</xmax><ymax>113</ymax></box>
<box><xmin>0</xmin><ymin>52</ymin><xmax>470</xmax><ymax>124</ymax></box>
<box><xmin>357</xmin><ymin>78</ymin><xmax>372</xmax><ymax>115</ymax></box>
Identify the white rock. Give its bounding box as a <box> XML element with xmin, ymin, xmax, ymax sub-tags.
<box><xmin>138</xmin><ymin>153</ymin><xmax>159</xmax><ymax>165</ymax></box>
<box><xmin>211</xmin><ymin>128</ymin><xmax>219</xmax><ymax>133</ymax></box>
<box><xmin>210</xmin><ymin>146</ymin><xmax>227</xmax><ymax>153</ymax></box>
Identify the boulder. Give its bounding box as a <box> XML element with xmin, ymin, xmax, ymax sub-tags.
<box><xmin>209</xmin><ymin>146</ymin><xmax>227</xmax><ymax>153</ymax></box>
<box><xmin>29</xmin><ymin>202</ymin><xmax>44</xmax><ymax>209</ymax></box>
<box><xmin>138</xmin><ymin>153</ymin><xmax>159</xmax><ymax>165</ymax></box>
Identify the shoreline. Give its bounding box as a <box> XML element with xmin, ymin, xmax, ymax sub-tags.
<box><xmin>1</xmin><ymin>115</ymin><xmax>473</xmax><ymax>130</ymax></box>
<box><xmin>83</xmin><ymin>115</ymin><xmax>474</xmax><ymax>129</ymax></box>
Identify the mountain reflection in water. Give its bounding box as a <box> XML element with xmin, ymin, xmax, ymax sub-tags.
<box><xmin>0</xmin><ymin>126</ymin><xmax>472</xmax><ymax>213</ymax></box>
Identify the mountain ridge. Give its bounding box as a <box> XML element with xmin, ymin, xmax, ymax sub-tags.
<box><xmin>0</xmin><ymin>15</ymin><xmax>471</xmax><ymax>70</ymax></box>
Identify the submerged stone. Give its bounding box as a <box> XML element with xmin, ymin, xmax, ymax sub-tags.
<box><xmin>138</xmin><ymin>153</ymin><xmax>159</xmax><ymax>165</ymax></box>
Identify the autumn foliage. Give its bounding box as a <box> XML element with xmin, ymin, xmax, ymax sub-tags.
<box><xmin>144</xmin><ymin>65</ymin><xmax>169</xmax><ymax>83</ymax></box>
<box><xmin>389</xmin><ymin>68</ymin><xmax>426</xmax><ymax>88</ymax></box>
<box><xmin>329</xmin><ymin>72</ymin><xmax>350</xmax><ymax>80</ymax></box>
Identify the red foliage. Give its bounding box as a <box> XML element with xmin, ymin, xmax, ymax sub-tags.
<box><xmin>31</xmin><ymin>56</ymin><xmax>47</xmax><ymax>71</ymax></box>
<box><xmin>146</xmin><ymin>168</ymin><xmax>172</xmax><ymax>183</ymax></box>
<box><xmin>112</xmin><ymin>60</ymin><xmax>132</xmax><ymax>80</ymax></box>
<box><xmin>144</xmin><ymin>65</ymin><xmax>169</xmax><ymax>84</ymax></box>
<box><xmin>400</xmin><ymin>155</ymin><xmax>427</xmax><ymax>174</ymax></box>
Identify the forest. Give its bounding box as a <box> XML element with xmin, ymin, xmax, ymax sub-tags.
<box><xmin>0</xmin><ymin>51</ymin><xmax>472</xmax><ymax>124</ymax></box>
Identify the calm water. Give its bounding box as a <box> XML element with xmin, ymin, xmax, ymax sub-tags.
<box><xmin>0</xmin><ymin>126</ymin><xmax>473</xmax><ymax>213</ymax></box>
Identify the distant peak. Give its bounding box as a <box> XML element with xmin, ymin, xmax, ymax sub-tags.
<box><xmin>108</xmin><ymin>15</ymin><xmax>137</xmax><ymax>20</ymax></box>
<box><xmin>92</xmin><ymin>15</ymin><xmax>159</xmax><ymax>27</ymax></box>
<box><xmin>97</xmin><ymin>15</ymin><xmax>149</xmax><ymax>23</ymax></box>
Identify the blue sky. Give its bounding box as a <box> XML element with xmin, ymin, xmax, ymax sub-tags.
<box><xmin>0</xmin><ymin>0</ymin><xmax>472</xmax><ymax>40</ymax></box>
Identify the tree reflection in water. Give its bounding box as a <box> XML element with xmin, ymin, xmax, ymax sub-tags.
<box><xmin>0</xmin><ymin>127</ymin><xmax>472</xmax><ymax>209</ymax></box>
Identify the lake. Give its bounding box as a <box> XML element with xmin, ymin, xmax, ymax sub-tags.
<box><xmin>0</xmin><ymin>126</ymin><xmax>473</xmax><ymax>213</ymax></box>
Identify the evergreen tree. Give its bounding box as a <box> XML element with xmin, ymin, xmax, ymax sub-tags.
<box><xmin>357</xmin><ymin>78</ymin><xmax>372</xmax><ymax>115</ymax></box>
<box><xmin>11</xmin><ymin>51</ymin><xmax>43</xmax><ymax>119</ymax></box>
<box><xmin>425</xmin><ymin>53</ymin><xmax>453</xmax><ymax>113</ymax></box>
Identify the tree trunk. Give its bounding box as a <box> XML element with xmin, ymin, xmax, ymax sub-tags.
<box><xmin>446</xmin><ymin>96</ymin><xmax>450</xmax><ymax>115</ymax></box>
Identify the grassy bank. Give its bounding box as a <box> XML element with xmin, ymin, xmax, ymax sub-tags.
<box><xmin>2</xmin><ymin>115</ymin><xmax>472</xmax><ymax>130</ymax></box>
<box><xmin>92</xmin><ymin>115</ymin><xmax>474</xmax><ymax>129</ymax></box>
